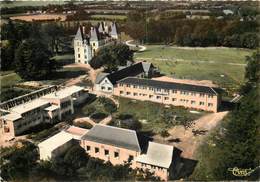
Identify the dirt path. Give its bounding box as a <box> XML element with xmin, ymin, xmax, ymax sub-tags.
<box><xmin>64</xmin><ymin>63</ymin><xmax>104</xmax><ymax>86</ymax></box>
<box><xmin>74</xmin><ymin>115</ymin><xmax>113</xmax><ymax>126</ymax></box>
<box><xmin>153</xmin><ymin>111</ymin><xmax>228</xmax><ymax>159</ymax></box>
<box><xmin>126</xmin><ymin>40</ymin><xmax>147</xmax><ymax>52</ymax></box>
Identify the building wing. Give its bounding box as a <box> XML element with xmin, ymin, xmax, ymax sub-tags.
<box><xmin>136</xmin><ymin>142</ymin><xmax>173</xmax><ymax>168</ymax></box>
<box><xmin>118</xmin><ymin>77</ymin><xmax>221</xmax><ymax>95</ymax></box>
<box><xmin>82</xmin><ymin>124</ymin><xmax>141</xmax><ymax>152</ymax></box>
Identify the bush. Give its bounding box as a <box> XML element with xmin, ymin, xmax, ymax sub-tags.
<box><xmin>83</xmin><ymin>105</ymin><xmax>96</xmax><ymax>116</ymax></box>
<box><xmin>73</xmin><ymin>122</ymin><xmax>93</xmax><ymax>129</ymax></box>
<box><xmin>160</xmin><ymin>130</ymin><xmax>170</xmax><ymax>138</ymax></box>
<box><xmin>90</xmin><ymin>112</ymin><xmax>108</xmax><ymax>122</ymax></box>
<box><xmin>98</xmin><ymin>97</ymin><xmax>117</xmax><ymax>113</ymax></box>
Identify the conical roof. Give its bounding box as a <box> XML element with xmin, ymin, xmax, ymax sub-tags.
<box><xmin>75</xmin><ymin>26</ymin><xmax>83</xmax><ymax>41</ymax></box>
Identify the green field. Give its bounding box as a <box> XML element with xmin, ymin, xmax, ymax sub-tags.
<box><xmin>134</xmin><ymin>46</ymin><xmax>254</xmax><ymax>94</ymax></box>
<box><xmin>116</xmin><ymin>97</ymin><xmax>205</xmax><ymax>133</ymax></box>
<box><xmin>90</xmin><ymin>14</ymin><xmax>127</xmax><ymax>20</ymax></box>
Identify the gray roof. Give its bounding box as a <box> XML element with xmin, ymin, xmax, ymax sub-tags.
<box><xmin>136</xmin><ymin>142</ymin><xmax>173</xmax><ymax>168</ymax></box>
<box><xmin>82</xmin><ymin>124</ymin><xmax>141</xmax><ymax>152</ymax></box>
<box><xmin>90</xmin><ymin>27</ymin><xmax>98</xmax><ymax>41</ymax></box>
<box><xmin>119</xmin><ymin>77</ymin><xmax>221</xmax><ymax>95</ymax></box>
<box><xmin>75</xmin><ymin>26</ymin><xmax>83</xmax><ymax>41</ymax></box>
<box><xmin>95</xmin><ymin>73</ymin><xmax>109</xmax><ymax>84</ymax></box>
<box><xmin>142</xmin><ymin>62</ymin><xmax>152</xmax><ymax>73</ymax></box>
<box><xmin>110</xmin><ymin>22</ymin><xmax>117</xmax><ymax>37</ymax></box>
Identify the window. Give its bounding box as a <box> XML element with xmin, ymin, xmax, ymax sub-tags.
<box><xmin>208</xmin><ymin>94</ymin><xmax>214</xmax><ymax>98</ymax></box>
<box><xmin>105</xmin><ymin>149</ymin><xmax>109</xmax><ymax>156</ymax></box>
<box><xmin>143</xmin><ymin>94</ymin><xmax>147</xmax><ymax>96</ymax></box>
<box><xmin>93</xmin><ymin>42</ymin><xmax>95</xmax><ymax>46</ymax></box>
<box><xmin>208</xmin><ymin>103</ymin><xmax>213</xmax><ymax>107</ymax></box>
<box><xmin>156</xmin><ymin>96</ymin><xmax>161</xmax><ymax>99</ymax></box>
<box><xmin>128</xmin><ymin>155</ymin><xmax>134</xmax><ymax>162</ymax></box>
<box><xmin>172</xmin><ymin>98</ymin><xmax>177</xmax><ymax>102</ymax></box>
<box><xmin>133</xmin><ymin>85</ymin><xmax>138</xmax><ymax>88</ymax></box>
<box><xmin>87</xmin><ymin>146</ymin><xmax>91</xmax><ymax>151</ymax></box>
<box><xmin>78</xmin><ymin>54</ymin><xmax>80</xmax><ymax>58</ymax></box>
<box><xmin>164</xmin><ymin>97</ymin><xmax>169</xmax><ymax>100</ymax></box>
<box><xmin>101</xmin><ymin>86</ymin><xmax>105</xmax><ymax>90</ymax></box>
<box><xmin>134</xmin><ymin>93</ymin><xmax>138</xmax><ymax>96</ymax></box>
<box><xmin>143</xmin><ymin>86</ymin><xmax>147</xmax><ymax>90</ymax></box>
<box><xmin>164</xmin><ymin>89</ymin><xmax>169</xmax><ymax>93</ymax></box>
<box><xmin>191</xmin><ymin>101</ymin><xmax>196</xmax><ymax>105</ymax></box>
<box><xmin>120</xmin><ymin>91</ymin><xmax>124</xmax><ymax>95</ymax></box>
<box><xmin>191</xmin><ymin>92</ymin><xmax>196</xmax><ymax>96</ymax></box>
<box><xmin>107</xmin><ymin>87</ymin><xmax>112</xmax><ymax>91</ymax></box>
<box><xmin>114</xmin><ymin>151</ymin><xmax>119</xmax><ymax>158</ymax></box>
<box><xmin>126</xmin><ymin>92</ymin><xmax>131</xmax><ymax>95</ymax></box>
<box><xmin>199</xmin><ymin>102</ymin><xmax>205</xmax><ymax>106</ymax></box>
<box><xmin>119</xmin><ymin>83</ymin><xmax>123</xmax><ymax>87</ymax></box>
<box><xmin>95</xmin><ymin>147</ymin><xmax>99</xmax><ymax>153</ymax></box>
<box><xmin>149</xmin><ymin>95</ymin><xmax>153</xmax><ymax>98</ymax></box>
<box><xmin>149</xmin><ymin>87</ymin><xmax>154</xmax><ymax>91</ymax></box>
<box><xmin>200</xmin><ymin>93</ymin><xmax>205</xmax><ymax>97</ymax></box>
<box><xmin>156</xmin><ymin>88</ymin><xmax>161</xmax><ymax>92</ymax></box>
<box><xmin>126</xmin><ymin>84</ymin><xmax>131</xmax><ymax>87</ymax></box>
<box><xmin>78</xmin><ymin>48</ymin><xmax>80</xmax><ymax>51</ymax></box>
<box><xmin>172</xmin><ymin>90</ymin><xmax>177</xmax><ymax>94</ymax></box>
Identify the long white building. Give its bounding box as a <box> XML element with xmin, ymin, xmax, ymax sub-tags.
<box><xmin>74</xmin><ymin>21</ymin><xmax>118</xmax><ymax>64</ymax></box>
<box><xmin>0</xmin><ymin>86</ymin><xmax>88</xmax><ymax>139</ymax></box>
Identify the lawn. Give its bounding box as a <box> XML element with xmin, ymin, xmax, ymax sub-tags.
<box><xmin>90</xmin><ymin>14</ymin><xmax>127</xmax><ymax>20</ymax></box>
<box><xmin>134</xmin><ymin>46</ymin><xmax>254</xmax><ymax>94</ymax></box>
<box><xmin>116</xmin><ymin>97</ymin><xmax>205</xmax><ymax>134</ymax></box>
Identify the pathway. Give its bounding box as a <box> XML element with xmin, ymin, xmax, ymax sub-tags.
<box><xmin>125</xmin><ymin>40</ymin><xmax>147</xmax><ymax>52</ymax></box>
<box><xmin>73</xmin><ymin>114</ymin><xmax>113</xmax><ymax>126</ymax></box>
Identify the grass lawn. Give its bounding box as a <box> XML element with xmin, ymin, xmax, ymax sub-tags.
<box><xmin>116</xmin><ymin>97</ymin><xmax>205</xmax><ymax>134</ymax></box>
<box><xmin>90</xmin><ymin>14</ymin><xmax>127</xmax><ymax>20</ymax></box>
<box><xmin>134</xmin><ymin>46</ymin><xmax>254</xmax><ymax>94</ymax></box>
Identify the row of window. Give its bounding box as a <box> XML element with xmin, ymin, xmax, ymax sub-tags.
<box><xmin>86</xmin><ymin>145</ymin><xmax>134</xmax><ymax>161</ymax></box>
<box><xmin>16</xmin><ymin>116</ymin><xmax>42</xmax><ymax>129</ymax></box>
<box><xmin>119</xmin><ymin>91</ymin><xmax>214</xmax><ymax>107</ymax></box>
<box><xmin>141</xmin><ymin>163</ymin><xmax>165</xmax><ymax>171</ymax></box>
<box><xmin>119</xmin><ymin>84</ymin><xmax>214</xmax><ymax>98</ymax></box>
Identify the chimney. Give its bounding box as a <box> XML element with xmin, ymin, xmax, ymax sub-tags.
<box><xmin>82</xmin><ymin>26</ymin><xmax>85</xmax><ymax>34</ymax></box>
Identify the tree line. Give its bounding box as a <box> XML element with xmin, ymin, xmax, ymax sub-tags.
<box><xmin>1</xmin><ymin>20</ymin><xmax>67</xmax><ymax>80</ymax></box>
<box><xmin>123</xmin><ymin>11</ymin><xmax>258</xmax><ymax>49</ymax></box>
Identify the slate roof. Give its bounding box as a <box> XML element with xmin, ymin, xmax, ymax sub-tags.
<box><xmin>97</xmin><ymin>62</ymin><xmax>146</xmax><ymax>85</ymax></box>
<box><xmin>90</xmin><ymin>27</ymin><xmax>99</xmax><ymax>41</ymax></box>
<box><xmin>118</xmin><ymin>77</ymin><xmax>221</xmax><ymax>95</ymax></box>
<box><xmin>81</xmin><ymin>124</ymin><xmax>141</xmax><ymax>152</ymax></box>
<box><xmin>136</xmin><ymin>142</ymin><xmax>173</xmax><ymax>168</ymax></box>
<box><xmin>75</xmin><ymin>26</ymin><xmax>83</xmax><ymax>41</ymax></box>
<box><xmin>110</xmin><ymin>22</ymin><xmax>117</xmax><ymax>37</ymax></box>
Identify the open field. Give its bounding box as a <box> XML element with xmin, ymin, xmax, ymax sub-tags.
<box><xmin>1</xmin><ymin>1</ymin><xmax>67</xmax><ymax>8</ymax></box>
<box><xmin>134</xmin><ymin>45</ymin><xmax>254</xmax><ymax>94</ymax></box>
<box><xmin>90</xmin><ymin>14</ymin><xmax>127</xmax><ymax>20</ymax></box>
<box><xmin>10</xmin><ymin>14</ymin><xmax>67</xmax><ymax>22</ymax></box>
<box><xmin>116</xmin><ymin>97</ymin><xmax>205</xmax><ymax>134</ymax></box>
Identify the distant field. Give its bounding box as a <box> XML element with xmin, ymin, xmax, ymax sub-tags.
<box><xmin>134</xmin><ymin>45</ymin><xmax>254</xmax><ymax>94</ymax></box>
<box><xmin>0</xmin><ymin>1</ymin><xmax>67</xmax><ymax>8</ymax></box>
<box><xmin>90</xmin><ymin>14</ymin><xmax>127</xmax><ymax>20</ymax></box>
<box><xmin>10</xmin><ymin>14</ymin><xmax>67</xmax><ymax>22</ymax></box>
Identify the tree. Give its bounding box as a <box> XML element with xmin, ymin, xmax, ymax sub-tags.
<box><xmin>1</xmin><ymin>41</ymin><xmax>15</xmax><ymax>70</ymax></box>
<box><xmin>14</xmin><ymin>39</ymin><xmax>56</xmax><ymax>80</ymax></box>
<box><xmin>64</xmin><ymin>145</ymin><xmax>88</xmax><ymax>170</ymax></box>
<box><xmin>44</xmin><ymin>23</ymin><xmax>64</xmax><ymax>54</ymax></box>
<box><xmin>90</xmin><ymin>44</ymin><xmax>133</xmax><ymax>72</ymax></box>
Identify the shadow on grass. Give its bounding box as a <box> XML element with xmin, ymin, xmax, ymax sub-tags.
<box><xmin>171</xmin><ymin>157</ymin><xmax>198</xmax><ymax>180</ymax></box>
<box><xmin>51</xmin><ymin>70</ymin><xmax>86</xmax><ymax>80</ymax></box>
<box><xmin>219</xmin><ymin>100</ymin><xmax>236</xmax><ymax>112</ymax></box>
